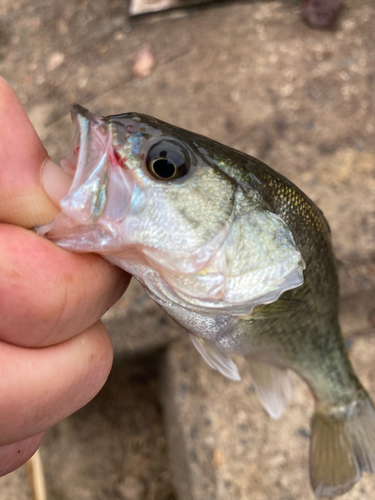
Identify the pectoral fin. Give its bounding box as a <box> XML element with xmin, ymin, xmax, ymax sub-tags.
<box><xmin>189</xmin><ymin>333</ymin><xmax>241</xmax><ymax>381</ymax></box>
<box><xmin>248</xmin><ymin>360</ymin><xmax>292</xmax><ymax>420</ymax></box>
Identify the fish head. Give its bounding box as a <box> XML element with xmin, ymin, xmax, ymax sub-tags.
<box><xmin>38</xmin><ymin>106</ymin><xmax>305</xmax><ymax>316</ymax></box>
<box><xmin>106</xmin><ymin>110</ymin><xmax>239</xmax><ymax>271</ymax></box>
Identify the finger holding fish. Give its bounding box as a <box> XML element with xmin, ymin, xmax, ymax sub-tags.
<box><xmin>0</xmin><ymin>76</ymin><xmax>70</xmax><ymax>228</ymax></box>
<box><xmin>0</xmin><ymin>224</ymin><xmax>128</xmax><ymax>347</ymax></box>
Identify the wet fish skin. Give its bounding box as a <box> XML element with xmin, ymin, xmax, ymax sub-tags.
<box><xmin>216</xmin><ymin>149</ymin><xmax>356</xmax><ymax>403</ymax></box>
<box><xmin>37</xmin><ymin>107</ymin><xmax>375</xmax><ymax>498</ymax></box>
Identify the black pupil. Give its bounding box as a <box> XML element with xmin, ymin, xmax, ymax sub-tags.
<box><xmin>147</xmin><ymin>140</ymin><xmax>189</xmax><ymax>181</ymax></box>
<box><xmin>153</xmin><ymin>158</ymin><xmax>176</xmax><ymax>179</ymax></box>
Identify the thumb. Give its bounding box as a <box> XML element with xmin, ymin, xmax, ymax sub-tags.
<box><xmin>0</xmin><ymin>77</ymin><xmax>71</xmax><ymax>228</ymax></box>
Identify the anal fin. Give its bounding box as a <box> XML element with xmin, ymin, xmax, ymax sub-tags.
<box><xmin>189</xmin><ymin>333</ymin><xmax>241</xmax><ymax>381</ymax></box>
<box><xmin>248</xmin><ymin>360</ymin><xmax>292</xmax><ymax>420</ymax></box>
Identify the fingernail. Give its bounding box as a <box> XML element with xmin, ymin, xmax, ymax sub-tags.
<box><xmin>41</xmin><ymin>158</ymin><xmax>72</xmax><ymax>207</ymax></box>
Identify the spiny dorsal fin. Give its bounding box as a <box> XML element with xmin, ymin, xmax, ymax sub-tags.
<box><xmin>248</xmin><ymin>360</ymin><xmax>292</xmax><ymax>420</ymax></box>
<box><xmin>189</xmin><ymin>333</ymin><xmax>241</xmax><ymax>381</ymax></box>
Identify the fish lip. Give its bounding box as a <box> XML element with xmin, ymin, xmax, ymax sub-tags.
<box><xmin>71</xmin><ymin>103</ymin><xmax>101</xmax><ymax>124</ymax></box>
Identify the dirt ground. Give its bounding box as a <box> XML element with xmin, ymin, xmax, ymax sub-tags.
<box><xmin>0</xmin><ymin>0</ymin><xmax>375</xmax><ymax>499</ymax></box>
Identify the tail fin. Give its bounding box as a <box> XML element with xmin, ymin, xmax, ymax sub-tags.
<box><xmin>310</xmin><ymin>396</ymin><xmax>375</xmax><ymax>497</ymax></box>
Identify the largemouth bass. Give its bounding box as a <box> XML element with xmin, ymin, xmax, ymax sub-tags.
<box><xmin>37</xmin><ymin>105</ymin><xmax>375</xmax><ymax>497</ymax></box>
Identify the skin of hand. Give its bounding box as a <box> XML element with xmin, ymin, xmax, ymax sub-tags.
<box><xmin>0</xmin><ymin>77</ymin><xmax>130</xmax><ymax>476</ymax></box>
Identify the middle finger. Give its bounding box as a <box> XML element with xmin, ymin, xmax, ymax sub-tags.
<box><xmin>0</xmin><ymin>224</ymin><xmax>129</xmax><ymax>348</ymax></box>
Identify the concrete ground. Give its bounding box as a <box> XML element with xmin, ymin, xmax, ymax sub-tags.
<box><xmin>1</xmin><ymin>0</ymin><xmax>375</xmax><ymax>498</ymax></box>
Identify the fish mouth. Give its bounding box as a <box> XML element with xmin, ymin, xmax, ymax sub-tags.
<box><xmin>35</xmin><ymin>105</ymin><xmax>134</xmax><ymax>251</ymax></box>
<box><xmin>58</xmin><ymin>104</ymin><xmax>134</xmax><ymax>226</ymax></box>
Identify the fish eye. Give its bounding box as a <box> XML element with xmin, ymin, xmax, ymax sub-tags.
<box><xmin>146</xmin><ymin>140</ymin><xmax>189</xmax><ymax>181</ymax></box>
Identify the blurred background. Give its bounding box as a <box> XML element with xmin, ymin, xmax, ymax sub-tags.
<box><xmin>1</xmin><ymin>0</ymin><xmax>375</xmax><ymax>498</ymax></box>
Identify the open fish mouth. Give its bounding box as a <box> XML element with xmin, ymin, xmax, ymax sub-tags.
<box><xmin>61</xmin><ymin>104</ymin><xmax>134</xmax><ymax>225</ymax></box>
<box><xmin>36</xmin><ymin>105</ymin><xmax>134</xmax><ymax>251</ymax></box>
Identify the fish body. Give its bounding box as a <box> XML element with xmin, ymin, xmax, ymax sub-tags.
<box><xmin>38</xmin><ymin>105</ymin><xmax>375</xmax><ymax>497</ymax></box>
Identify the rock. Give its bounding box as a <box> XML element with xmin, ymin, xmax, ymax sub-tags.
<box><xmin>103</xmin><ymin>280</ymin><xmax>181</xmax><ymax>356</ymax></box>
<box><xmin>161</xmin><ymin>332</ymin><xmax>375</xmax><ymax>500</ymax></box>
<box><xmin>132</xmin><ymin>46</ymin><xmax>156</xmax><ymax>78</ymax></box>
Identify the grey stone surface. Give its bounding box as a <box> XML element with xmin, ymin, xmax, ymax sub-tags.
<box><xmin>38</xmin><ymin>355</ymin><xmax>175</xmax><ymax>500</ymax></box>
<box><xmin>0</xmin><ymin>356</ymin><xmax>176</xmax><ymax>500</ymax></box>
<box><xmin>103</xmin><ymin>280</ymin><xmax>182</xmax><ymax>357</ymax></box>
<box><xmin>1</xmin><ymin>0</ymin><xmax>375</xmax><ymax>498</ymax></box>
<box><xmin>161</xmin><ymin>330</ymin><xmax>375</xmax><ymax>500</ymax></box>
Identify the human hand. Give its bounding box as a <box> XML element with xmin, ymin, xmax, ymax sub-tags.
<box><xmin>0</xmin><ymin>77</ymin><xmax>130</xmax><ymax>476</ymax></box>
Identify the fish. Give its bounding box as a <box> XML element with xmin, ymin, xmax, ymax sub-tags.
<box><xmin>37</xmin><ymin>104</ymin><xmax>375</xmax><ymax>498</ymax></box>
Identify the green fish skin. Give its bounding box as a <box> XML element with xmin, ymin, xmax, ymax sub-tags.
<box><xmin>37</xmin><ymin>106</ymin><xmax>375</xmax><ymax>498</ymax></box>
